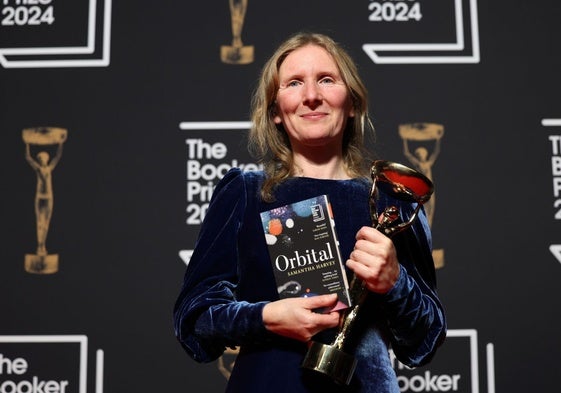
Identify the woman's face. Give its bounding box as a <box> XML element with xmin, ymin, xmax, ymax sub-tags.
<box><xmin>273</xmin><ymin>45</ymin><xmax>354</xmax><ymax>151</ymax></box>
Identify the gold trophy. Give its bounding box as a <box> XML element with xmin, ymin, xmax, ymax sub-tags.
<box><xmin>23</xmin><ymin>127</ymin><xmax>67</xmax><ymax>274</ymax></box>
<box><xmin>221</xmin><ymin>0</ymin><xmax>254</xmax><ymax>64</ymax></box>
<box><xmin>301</xmin><ymin>160</ymin><xmax>434</xmax><ymax>385</ymax></box>
<box><xmin>399</xmin><ymin>123</ymin><xmax>444</xmax><ymax>268</ymax></box>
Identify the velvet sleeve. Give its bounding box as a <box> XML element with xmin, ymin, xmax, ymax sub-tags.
<box><xmin>378</xmin><ymin>203</ymin><xmax>447</xmax><ymax>368</ymax></box>
<box><xmin>173</xmin><ymin>168</ymin><xmax>270</xmax><ymax>363</ymax></box>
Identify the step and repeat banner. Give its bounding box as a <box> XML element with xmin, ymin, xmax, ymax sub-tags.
<box><xmin>1</xmin><ymin>1</ymin><xmax>560</xmax><ymax>392</ymax></box>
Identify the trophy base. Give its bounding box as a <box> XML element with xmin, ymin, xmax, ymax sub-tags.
<box><xmin>220</xmin><ymin>45</ymin><xmax>254</xmax><ymax>64</ymax></box>
<box><xmin>25</xmin><ymin>254</ymin><xmax>58</xmax><ymax>274</ymax></box>
<box><xmin>301</xmin><ymin>341</ymin><xmax>357</xmax><ymax>386</ymax></box>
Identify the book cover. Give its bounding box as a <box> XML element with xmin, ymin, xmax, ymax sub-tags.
<box><xmin>260</xmin><ymin>194</ymin><xmax>352</xmax><ymax>312</ymax></box>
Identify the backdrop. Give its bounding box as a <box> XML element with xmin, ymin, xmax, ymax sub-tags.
<box><xmin>1</xmin><ymin>1</ymin><xmax>560</xmax><ymax>392</ymax></box>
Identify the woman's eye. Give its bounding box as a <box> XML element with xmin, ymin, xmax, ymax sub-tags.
<box><xmin>287</xmin><ymin>80</ymin><xmax>301</xmax><ymax>87</ymax></box>
<box><xmin>319</xmin><ymin>77</ymin><xmax>335</xmax><ymax>85</ymax></box>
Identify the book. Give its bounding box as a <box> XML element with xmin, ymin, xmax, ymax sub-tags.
<box><xmin>260</xmin><ymin>194</ymin><xmax>352</xmax><ymax>312</ymax></box>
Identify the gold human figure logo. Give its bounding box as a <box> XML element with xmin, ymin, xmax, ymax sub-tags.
<box><xmin>23</xmin><ymin>127</ymin><xmax>67</xmax><ymax>274</ymax></box>
<box><xmin>220</xmin><ymin>0</ymin><xmax>254</xmax><ymax>64</ymax></box>
<box><xmin>399</xmin><ymin>123</ymin><xmax>444</xmax><ymax>268</ymax></box>
<box><xmin>217</xmin><ymin>347</ymin><xmax>239</xmax><ymax>380</ymax></box>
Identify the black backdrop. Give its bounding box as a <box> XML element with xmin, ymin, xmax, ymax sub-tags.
<box><xmin>1</xmin><ymin>1</ymin><xmax>560</xmax><ymax>392</ymax></box>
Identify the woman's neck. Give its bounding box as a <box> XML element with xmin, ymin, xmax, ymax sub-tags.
<box><xmin>292</xmin><ymin>154</ymin><xmax>350</xmax><ymax>180</ymax></box>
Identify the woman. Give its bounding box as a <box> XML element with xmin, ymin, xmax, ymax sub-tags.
<box><xmin>173</xmin><ymin>32</ymin><xmax>446</xmax><ymax>392</ymax></box>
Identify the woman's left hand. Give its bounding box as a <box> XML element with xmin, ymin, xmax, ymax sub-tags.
<box><xmin>346</xmin><ymin>226</ymin><xmax>400</xmax><ymax>294</ymax></box>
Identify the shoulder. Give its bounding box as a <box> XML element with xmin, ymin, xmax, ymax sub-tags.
<box><xmin>216</xmin><ymin>168</ymin><xmax>264</xmax><ymax>187</ymax></box>
<box><xmin>238</xmin><ymin>168</ymin><xmax>266</xmax><ymax>189</ymax></box>
<box><xmin>210</xmin><ymin>168</ymin><xmax>264</xmax><ymax>202</ymax></box>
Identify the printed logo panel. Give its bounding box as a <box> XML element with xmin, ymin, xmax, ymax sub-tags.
<box><xmin>363</xmin><ymin>0</ymin><xmax>480</xmax><ymax>64</ymax></box>
<box><xmin>393</xmin><ymin>330</ymin><xmax>495</xmax><ymax>393</ymax></box>
<box><xmin>179</xmin><ymin>121</ymin><xmax>261</xmax><ymax>265</ymax></box>
<box><xmin>0</xmin><ymin>335</ymin><xmax>104</xmax><ymax>393</ymax></box>
<box><xmin>0</xmin><ymin>0</ymin><xmax>111</xmax><ymax>68</ymax></box>
<box><xmin>543</xmin><ymin>118</ymin><xmax>561</xmax><ymax>264</ymax></box>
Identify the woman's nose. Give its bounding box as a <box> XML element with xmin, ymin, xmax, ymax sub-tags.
<box><xmin>302</xmin><ymin>82</ymin><xmax>322</xmax><ymax>104</ymax></box>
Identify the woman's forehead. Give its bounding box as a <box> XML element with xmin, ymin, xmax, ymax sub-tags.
<box><xmin>279</xmin><ymin>45</ymin><xmax>340</xmax><ymax>76</ymax></box>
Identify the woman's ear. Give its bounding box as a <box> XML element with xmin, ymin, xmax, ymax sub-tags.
<box><xmin>349</xmin><ymin>99</ymin><xmax>356</xmax><ymax>118</ymax></box>
<box><xmin>271</xmin><ymin>103</ymin><xmax>282</xmax><ymax>124</ymax></box>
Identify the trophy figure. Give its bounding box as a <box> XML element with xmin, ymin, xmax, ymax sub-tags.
<box><xmin>23</xmin><ymin>127</ymin><xmax>67</xmax><ymax>274</ymax></box>
<box><xmin>221</xmin><ymin>0</ymin><xmax>254</xmax><ymax>64</ymax></box>
<box><xmin>399</xmin><ymin>123</ymin><xmax>444</xmax><ymax>268</ymax></box>
<box><xmin>301</xmin><ymin>160</ymin><xmax>434</xmax><ymax>385</ymax></box>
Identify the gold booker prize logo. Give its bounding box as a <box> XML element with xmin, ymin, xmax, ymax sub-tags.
<box><xmin>399</xmin><ymin>123</ymin><xmax>444</xmax><ymax>268</ymax></box>
<box><xmin>221</xmin><ymin>0</ymin><xmax>253</xmax><ymax>64</ymax></box>
<box><xmin>217</xmin><ymin>347</ymin><xmax>239</xmax><ymax>380</ymax></box>
<box><xmin>22</xmin><ymin>127</ymin><xmax>67</xmax><ymax>274</ymax></box>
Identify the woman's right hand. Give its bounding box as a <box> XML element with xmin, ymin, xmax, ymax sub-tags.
<box><xmin>262</xmin><ymin>294</ymin><xmax>340</xmax><ymax>342</ymax></box>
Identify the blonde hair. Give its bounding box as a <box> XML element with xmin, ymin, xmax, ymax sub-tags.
<box><xmin>249</xmin><ymin>32</ymin><xmax>374</xmax><ymax>201</ymax></box>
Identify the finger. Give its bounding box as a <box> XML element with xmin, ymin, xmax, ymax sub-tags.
<box><xmin>308</xmin><ymin>309</ymin><xmax>340</xmax><ymax>330</ymax></box>
<box><xmin>356</xmin><ymin>226</ymin><xmax>383</xmax><ymax>241</ymax></box>
<box><xmin>346</xmin><ymin>258</ymin><xmax>375</xmax><ymax>281</ymax></box>
<box><xmin>302</xmin><ymin>293</ymin><xmax>338</xmax><ymax>309</ymax></box>
<box><xmin>351</xmin><ymin>242</ymin><xmax>378</xmax><ymax>261</ymax></box>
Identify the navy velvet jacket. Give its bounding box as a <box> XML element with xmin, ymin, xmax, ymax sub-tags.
<box><xmin>173</xmin><ymin>168</ymin><xmax>446</xmax><ymax>393</ymax></box>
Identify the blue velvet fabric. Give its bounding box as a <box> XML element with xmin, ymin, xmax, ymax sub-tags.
<box><xmin>173</xmin><ymin>168</ymin><xmax>446</xmax><ymax>393</ymax></box>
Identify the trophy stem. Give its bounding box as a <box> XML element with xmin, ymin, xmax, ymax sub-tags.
<box><xmin>332</xmin><ymin>278</ymin><xmax>367</xmax><ymax>348</ymax></box>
